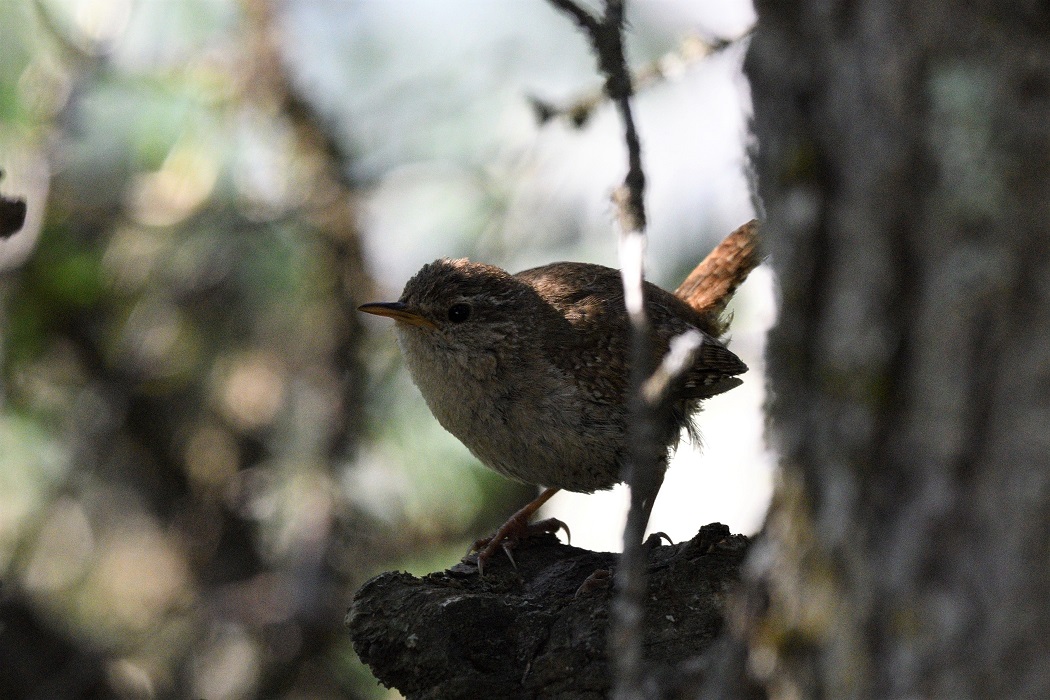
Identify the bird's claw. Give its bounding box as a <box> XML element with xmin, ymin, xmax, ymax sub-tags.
<box><xmin>530</xmin><ymin>517</ymin><xmax>571</xmax><ymax>545</ymax></box>
<box><xmin>644</xmin><ymin>531</ymin><xmax>673</xmax><ymax>549</ymax></box>
<box><xmin>465</xmin><ymin>516</ymin><xmax>571</xmax><ymax>576</ymax></box>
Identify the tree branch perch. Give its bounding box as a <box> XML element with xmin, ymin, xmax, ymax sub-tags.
<box><xmin>348</xmin><ymin>524</ymin><xmax>751</xmax><ymax>700</ymax></box>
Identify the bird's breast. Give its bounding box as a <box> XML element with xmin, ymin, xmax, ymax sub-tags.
<box><xmin>395</xmin><ymin>328</ymin><xmax>623</xmax><ymax>492</ymax></box>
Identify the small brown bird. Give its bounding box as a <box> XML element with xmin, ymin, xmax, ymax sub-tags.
<box><xmin>359</xmin><ymin>220</ymin><xmax>760</xmax><ymax>571</ymax></box>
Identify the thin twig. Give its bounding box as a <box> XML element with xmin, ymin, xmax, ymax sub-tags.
<box><xmin>545</xmin><ymin>2</ymin><xmax>654</xmax><ymax>698</ymax></box>
<box><xmin>529</xmin><ymin>31</ymin><xmax>752</xmax><ymax>128</ymax></box>
<box><xmin>642</xmin><ymin>330</ymin><xmax>704</xmax><ymax>405</ymax></box>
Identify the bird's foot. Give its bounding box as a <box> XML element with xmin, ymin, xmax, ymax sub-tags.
<box><xmin>466</xmin><ymin>516</ymin><xmax>570</xmax><ymax>576</ymax></box>
<box><xmin>462</xmin><ymin>486</ymin><xmax>564</xmax><ymax>576</ymax></box>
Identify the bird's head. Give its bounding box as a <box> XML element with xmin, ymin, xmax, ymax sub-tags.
<box><xmin>358</xmin><ymin>258</ymin><xmax>541</xmax><ymax>369</ymax></box>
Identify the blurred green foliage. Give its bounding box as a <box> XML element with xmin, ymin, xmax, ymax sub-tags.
<box><xmin>0</xmin><ymin>0</ymin><xmax>759</xmax><ymax>697</ymax></box>
<box><xmin>1</xmin><ymin>1</ymin><xmax>394</xmax><ymax>697</ymax></box>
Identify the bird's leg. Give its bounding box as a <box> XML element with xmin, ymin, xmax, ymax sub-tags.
<box><xmin>467</xmin><ymin>486</ymin><xmax>567</xmax><ymax>575</ymax></box>
<box><xmin>576</xmin><ymin>467</ymin><xmax>670</xmax><ymax>596</ymax></box>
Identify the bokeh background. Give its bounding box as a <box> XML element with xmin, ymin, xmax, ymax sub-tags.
<box><xmin>0</xmin><ymin>1</ymin><xmax>771</xmax><ymax>697</ymax></box>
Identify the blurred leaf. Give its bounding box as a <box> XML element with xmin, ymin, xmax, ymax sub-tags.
<box><xmin>0</xmin><ymin>411</ymin><xmax>71</xmax><ymax>570</ymax></box>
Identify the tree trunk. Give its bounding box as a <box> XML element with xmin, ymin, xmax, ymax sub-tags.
<box><xmin>741</xmin><ymin>2</ymin><xmax>1050</xmax><ymax>698</ymax></box>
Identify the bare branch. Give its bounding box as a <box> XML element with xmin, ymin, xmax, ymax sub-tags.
<box><xmin>548</xmin><ymin>0</ymin><xmax>645</xmax><ymax>231</ymax></box>
<box><xmin>546</xmin><ymin>0</ymin><xmax>601</xmax><ymax>33</ymax></box>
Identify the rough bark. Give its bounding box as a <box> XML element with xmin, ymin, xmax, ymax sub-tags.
<box><xmin>347</xmin><ymin>524</ymin><xmax>754</xmax><ymax>700</ymax></box>
<box><xmin>738</xmin><ymin>2</ymin><xmax>1050</xmax><ymax>698</ymax></box>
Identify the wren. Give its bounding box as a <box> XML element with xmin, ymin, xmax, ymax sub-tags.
<box><xmin>359</xmin><ymin>220</ymin><xmax>760</xmax><ymax>570</ymax></box>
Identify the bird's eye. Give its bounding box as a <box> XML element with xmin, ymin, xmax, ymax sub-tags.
<box><xmin>447</xmin><ymin>303</ymin><xmax>471</xmax><ymax>323</ymax></box>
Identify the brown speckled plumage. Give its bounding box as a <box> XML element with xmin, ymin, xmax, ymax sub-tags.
<box><xmin>361</xmin><ymin>221</ymin><xmax>761</xmax><ymax>495</ymax></box>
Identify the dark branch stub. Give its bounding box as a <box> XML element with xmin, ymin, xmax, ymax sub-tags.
<box><xmin>547</xmin><ymin>0</ymin><xmax>601</xmax><ymax>33</ymax></box>
<box><xmin>0</xmin><ymin>170</ymin><xmax>27</xmax><ymax>239</ymax></box>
